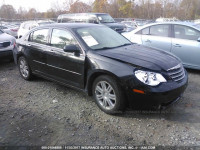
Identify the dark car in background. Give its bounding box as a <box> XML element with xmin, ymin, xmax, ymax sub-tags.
<box><xmin>57</xmin><ymin>13</ymin><xmax>126</xmax><ymax>33</ymax></box>
<box><xmin>14</xmin><ymin>23</ymin><xmax>187</xmax><ymax>114</ymax></box>
<box><xmin>0</xmin><ymin>29</ymin><xmax>16</xmax><ymax>61</ymax></box>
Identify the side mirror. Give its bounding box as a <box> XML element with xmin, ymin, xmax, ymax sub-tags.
<box><xmin>63</xmin><ymin>44</ymin><xmax>80</xmax><ymax>53</ymax></box>
<box><xmin>198</xmin><ymin>37</ymin><xmax>200</xmax><ymax>42</ymax></box>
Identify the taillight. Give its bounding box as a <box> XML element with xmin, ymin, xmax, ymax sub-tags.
<box><xmin>13</xmin><ymin>42</ymin><xmax>16</xmax><ymax>48</ymax></box>
<box><xmin>11</xmin><ymin>29</ymin><xmax>18</xmax><ymax>32</ymax></box>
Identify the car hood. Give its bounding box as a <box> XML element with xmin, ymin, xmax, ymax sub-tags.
<box><xmin>103</xmin><ymin>22</ymin><xmax>125</xmax><ymax>29</ymax></box>
<box><xmin>95</xmin><ymin>44</ymin><xmax>181</xmax><ymax>71</ymax></box>
<box><xmin>0</xmin><ymin>33</ymin><xmax>15</xmax><ymax>42</ymax></box>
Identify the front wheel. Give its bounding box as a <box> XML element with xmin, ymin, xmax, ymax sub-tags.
<box><xmin>18</xmin><ymin>56</ymin><xmax>32</xmax><ymax>80</ymax></box>
<box><xmin>92</xmin><ymin>75</ymin><xmax>125</xmax><ymax>114</ymax></box>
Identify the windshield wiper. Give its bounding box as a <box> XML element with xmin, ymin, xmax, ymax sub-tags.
<box><xmin>116</xmin><ymin>43</ymin><xmax>132</xmax><ymax>48</ymax></box>
<box><xmin>95</xmin><ymin>47</ymin><xmax>114</xmax><ymax>50</ymax></box>
<box><xmin>101</xmin><ymin>21</ymin><xmax>115</xmax><ymax>23</ymax></box>
<box><xmin>95</xmin><ymin>43</ymin><xmax>132</xmax><ymax>50</ymax></box>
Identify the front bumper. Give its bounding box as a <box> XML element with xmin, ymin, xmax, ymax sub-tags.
<box><xmin>124</xmin><ymin>70</ymin><xmax>188</xmax><ymax>109</ymax></box>
<box><xmin>0</xmin><ymin>50</ymin><xmax>13</xmax><ymax>59</ymax></box>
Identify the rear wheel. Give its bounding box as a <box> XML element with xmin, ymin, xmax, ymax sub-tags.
<box><xmin>92</xmin><ymin>75</ymin><xmax>125</xmax><ymax>114</ymax></box>
<box><xmin>18</xmin><ymin>56</ymin><xmax>32</xmax><ymax>80</ymax></box>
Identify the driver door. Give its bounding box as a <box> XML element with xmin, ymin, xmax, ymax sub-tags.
<box><xmin>46</xmin><ymin>28</ymin><xmax>85</xmax><ymax>88</ymax></box>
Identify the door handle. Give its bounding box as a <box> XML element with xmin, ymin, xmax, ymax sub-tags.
<box><xmin>26</xmin><ymin>44</ymin><xmax>31</xmax><ymax>47</ymax></box>
<box><xmin>173</xmin><ymin>44</ymin><xmax>182</xmax><ymax>47</ymax></box>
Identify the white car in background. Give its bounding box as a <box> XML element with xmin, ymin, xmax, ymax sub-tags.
<box><xmin>18</xmin><ymin>20</ymin><xmax>55</xmax><ymax>38</ymax></box>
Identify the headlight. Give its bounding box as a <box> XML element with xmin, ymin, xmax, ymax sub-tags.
<box><xmin>135</xmin><ymin>70</ymin><xmax>167</xmax><ymax>86</ymax></box>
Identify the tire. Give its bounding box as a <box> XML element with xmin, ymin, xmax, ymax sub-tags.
<box><xmin>92</xmin><ymin>75</ymin><xmax>126</xmax><ymax>114</ymax></box>
<box><xmin>18</xmin><ymin>56</ymin><xmax>32</xmax><ymax>80</ymax></box>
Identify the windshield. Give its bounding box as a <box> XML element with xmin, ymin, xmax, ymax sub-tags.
<box><xmin>75</xmin><ymin>26</ymin><xmax>131</xmax><ymax>50</ymax></box>
<box><xmin>38</xmin><ymin>22</ymin><xmax>54</xmax><ymax>26</ymax></box>
<box><xmin>97</xmin><ymin>14</ymin><xmax>115</xmax><ymax>23</ymax></box>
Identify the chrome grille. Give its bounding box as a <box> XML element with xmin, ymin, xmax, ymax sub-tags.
<box><xmin>0</xmin><ymin>41</ymin><xmax>11</xmax><ymax>48</ymax></box>
<box><xmin>167</xmin><ymin>64</ymin><xmax>185</xmax><ymax>82</ymax></box>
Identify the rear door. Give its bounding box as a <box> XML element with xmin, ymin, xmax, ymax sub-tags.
<box><xmin>46</xmin><ymin>28</ymin><xmax>85</xmax><ymax>89</ymax></box>
<box><xmin>25</xmin><ymin>28</ymin><xmax>49</xmax><ymax>74</ymax></box>
<box><xmin>141</xmin><ymin>24</ymin><xmax>172</xmax><ymax>52</ymax></box>
<box><xmin>171</xmin><ymin>25</ymin><xmax>200</xmax><ymax>68</ymax></box>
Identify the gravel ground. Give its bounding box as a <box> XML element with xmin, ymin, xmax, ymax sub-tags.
<box><xmin>0</xmin><ymin>60</ymin><xmax>200</xmax><ymax>148</ymax></box>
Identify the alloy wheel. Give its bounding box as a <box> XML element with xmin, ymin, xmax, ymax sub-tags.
<box><xmin>95</xmin><ymin>81</ymin><xmax>116</xmax><ymax>110</ymax></box>
<box><xmin>19</xmin><ymin>59</ymin><xmax>29</xmax><ymax>78</ymax></box>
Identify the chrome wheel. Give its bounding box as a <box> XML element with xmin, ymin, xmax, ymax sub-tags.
<box><xmin>19</xmin><ymin>59</ymin><xmax>29</xmax><ymax>78</ymax></box>
<box><xmin>95</xmin><ymin>81</ymin><xmax>116</xmax><ymax>110</ymax></box>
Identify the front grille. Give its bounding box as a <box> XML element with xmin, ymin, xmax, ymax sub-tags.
<box><xmin>167</xmin><ymin>64</ymin><xmax>185</xmax><ymax>82</ymax></box>
<box><xmin>0</xmin><ymin>41</ymin><xmax>11</xmax><ymax>49</ymax></box>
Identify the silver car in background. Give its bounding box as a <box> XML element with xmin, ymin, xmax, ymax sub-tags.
<box><xmin>122</xmin><ymin>22</ymin><xmax>200</xmax><ymax>70</ymax></box>
<box><xmin>0</xmin><ymin>29</ymin><xmax>16</xmax><ymax>60</ymax></box>
<box><xmin>0</xmin><ymin>25</ymin><xmax>19</xmax><ymax>38</ymax></box>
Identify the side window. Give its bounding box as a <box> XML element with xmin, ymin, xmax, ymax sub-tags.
<box><xmin>50</xmin><ymin>29</ymin><xmax>78</xmax><ymax>49</ymax></box>
<box><xmin>174</xmin><ymin>25</ymin><xmax>200</xmax><ymax>41</ymax></box>
<box><xmin>88</xmin><ymin>16</ymin><xmax>98</xmax><ymax>23</ymax></box>
<box><xmin>142</xmin><ymin>27</ymin><xmax>149</xmax><ymax>35</ymax></box>
<box><xmin>135</xmin><ymin>30</ymin><xmax>141</xmax><ymax>34</ymax></box>
<box><xmin>0</xmin><ymin>26</ymin><xmax>7</xmax><ymax>29</ymax></box>
<box><xmin>150</xmin><ymin>25</ymin><xmax>169</xmax><ymax>37</ymax></box>
<box><xmin>62</xmin><ymin>17</ymin><xmax>73</xmax><ymax>23</ymax></box>
<box><xmin>135</xmin><ymin>27</ymin><xmax>149</xmax><ymax>35</ymax></box>
<box><xmin>29</xmin><ymin>29</ymin><xmax>49</xmax><ymax>44</ymax></box>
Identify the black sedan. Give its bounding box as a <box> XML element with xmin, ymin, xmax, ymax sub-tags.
<box><xmin>14</xmin><ymin>23</ymin><xmax>188</xmax><ymax>114</ymax></box>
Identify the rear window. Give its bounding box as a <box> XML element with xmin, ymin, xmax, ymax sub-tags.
<box><xmin>150</xmin><ymin>25</ymin><xmax>169</xmax><ymax>37</ymax></box>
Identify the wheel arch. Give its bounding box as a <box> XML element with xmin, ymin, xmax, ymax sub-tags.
<box><xmin>16</xmin><ymin>52</ymin><xmax>25</xmax><ymax>64</ymax></box>
<box><xmin>86</xmin><ymin>70</ymin><xmax>122</xmax><ymax>96</ymax></box>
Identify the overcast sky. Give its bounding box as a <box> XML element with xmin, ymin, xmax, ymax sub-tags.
<box><xmin>0</xmin><ymin>0</ymin><xmax>92</xmax><ymax>12</ymax></box>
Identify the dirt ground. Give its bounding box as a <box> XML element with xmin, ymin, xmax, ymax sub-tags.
<box><xmin>0</xmin><ymin>60</ymin><xmax>200</xmax><ymax>149</ymax></box>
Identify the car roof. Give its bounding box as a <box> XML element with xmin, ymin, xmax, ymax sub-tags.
<box><xmin>131</xmin><ymin>22</ymin><xmax>200</xmax><ymax>33</ymax></box>
<box><xmin>32</xmin><ymin>23</ymin><xmax>104</xmax><ymax>30</ymax></box>
<box><xmin>59</xmin><ymin>13</ymin><xmax>108</xmax><ymax>16</ymax></box>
